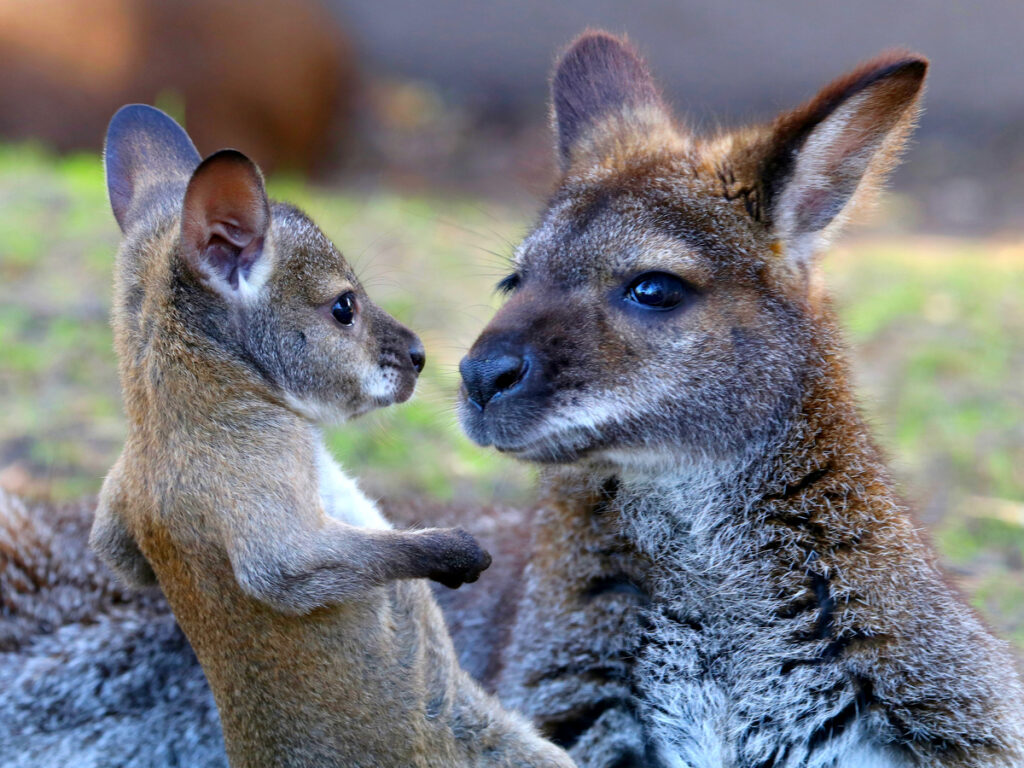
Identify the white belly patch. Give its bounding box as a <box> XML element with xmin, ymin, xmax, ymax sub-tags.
<box><xmin>315</xmin><ymin>440</ymin><xmax>390</xmax><ymax>530</ymax></box>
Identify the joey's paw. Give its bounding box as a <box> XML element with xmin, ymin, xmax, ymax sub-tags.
<box><xmin>425</xmin><ymin>528</ymin><xmax>492</xmax><ymax>589</ymax></box>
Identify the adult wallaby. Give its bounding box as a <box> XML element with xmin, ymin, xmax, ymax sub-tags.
<box><xmin>88</xmin><ymin>105</ymin><xmax>573</xmax><ymax>768</ymax></box>
<box><xmin>452</xmin><ymin>32</ymin><xmax>1024</xmax><ymax>768</ymax></box>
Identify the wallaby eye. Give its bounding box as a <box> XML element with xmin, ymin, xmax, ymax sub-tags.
<box><xmin>496</xmin><ymin>273</ymin><xmax>521</xmax><ymax>295</ymax></box>
<box><xmin>624</xmin><ymin>272</ymin><xmax>693</xmax><ymax>310</ymax></box>
<box><xmin>331</xmin><ymin>292</ymin><xmax>357</xmax><ymax>326</ymax></box>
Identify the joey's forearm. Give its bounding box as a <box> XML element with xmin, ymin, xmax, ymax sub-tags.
<box><xmin>231</xmin><ymin>524</ymin><xmax>490</xmax><ymax>613</ymax></box>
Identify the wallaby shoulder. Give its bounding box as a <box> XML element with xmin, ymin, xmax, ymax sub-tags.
<box><xmin>91</xmin><ymin>454</ymin><xmax>156</xmax><ymax>587</ymax></box>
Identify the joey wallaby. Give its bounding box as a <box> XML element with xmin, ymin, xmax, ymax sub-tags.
<box><xmin>451</xmin><ymin>33</ymin><xmax>1024</xmax><ymax>768</ymax></box>
<box><xmin>89</xmin><ymin>105</ymin><xmax>573</xmax><ymax>768</ymax></box>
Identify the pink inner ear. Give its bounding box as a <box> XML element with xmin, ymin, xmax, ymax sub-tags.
<box><xmin>793</xmin><ymin>187</ymin><xmax>836</xmax><ymax>232</ymax></box>
<box><xmin>180</xmin><ymin>150</ymin><xmax>269</xmax><ymax>291</ymax></box>
<box><xmin>210</xmin><ymin>221</ymin><xmax>251</xmax><ymax>247</ymax></box>
<box><xmin>202</xmin><ymin>225</ymin><xmax>264</xmax><ymax>290</ymax></box>
<box><xmin>791</xmin><ymin>115</ymin><xmax>889</xmax><ymax>234</ymax></box>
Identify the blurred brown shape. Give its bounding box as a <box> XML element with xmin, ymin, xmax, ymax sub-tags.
<box><xmin>0</xmin><ymin>0</ymin><xmax>355</xmax><ymax>173</ymax></box>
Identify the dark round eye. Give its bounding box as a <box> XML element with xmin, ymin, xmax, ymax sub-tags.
<box><xmin>331</xmin><ymin>292</ymin><xmax>357</xmax><ymax>326</ymax></box>
<box><xmin>625</xmin><ymin>272</ymin><xmax>692</xmax><ymax>310</ymax></box>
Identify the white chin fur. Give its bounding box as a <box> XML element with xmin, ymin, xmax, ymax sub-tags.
<box><xmin>364</xmin><ymin>366</ymin><xmax>404</xmax><ymax>402</ymax></box>
<box><xmin>282</xmin><ymin>365</ymin><xmax>404</xmax><ymax>426</ymax></box>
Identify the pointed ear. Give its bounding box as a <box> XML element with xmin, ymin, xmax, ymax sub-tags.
<box><xmin>755</xmin><ymin>53</ymin><xmax>927</xmax><ymax>262</ymax></box>
<box><xmin>551</xmin><ymin>31</ymin><xmax>673</xmax><ymax>171</ymax></box>
<box><xmin>180</xmin><ymin>150</ymin><xmax>271</xmax><ymax>299</ymax></box>
<box><xmin>105</xmin><ymin>104</ymin><xmax>201</xmax><ymax>233</ymax></box>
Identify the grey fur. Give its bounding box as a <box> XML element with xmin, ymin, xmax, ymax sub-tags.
<box><xmin>0</xmin><ymin>489</ymin><xmax>225</xmax><ymax>767</ymax></box>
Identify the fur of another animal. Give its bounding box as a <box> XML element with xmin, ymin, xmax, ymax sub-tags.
<box><xmin>0</xmin><ymin>488</ymin><xmax>225</xmax><ymax>768</ymax></box>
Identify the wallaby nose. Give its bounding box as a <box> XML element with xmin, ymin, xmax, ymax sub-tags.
<box><xmin>409</xmin><ymin>339</ymin><xmax>426</xmax><ymax>375</ymax></box>
<box><xmin>459</xmin><ymin>353</ymin><xmax>529</xmax><ymax>410</ymax></box>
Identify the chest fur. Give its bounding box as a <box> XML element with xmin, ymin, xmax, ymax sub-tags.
<box><xmin>503</xmin><ymin>475</ymin><xmax>895</xmax><ymax>767</ymax></box>
<box><xmin>634</xmin><ymin>586</ymin><xmax>881</xmax><ymax>768</ymax></box>
<box><xmin>315</xmin><ymin>440</ymin><xmax>389</xmax><ymax>529</ymax></box>
<box><xmin>620</xmin><ymin>488</ymin><xmax>878</xmax><ymax>766</ymax></box>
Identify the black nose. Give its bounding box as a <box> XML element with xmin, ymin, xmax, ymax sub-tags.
<box><xmin>409</xmin><ymin>339</ymin><xmax>426</xmax><ymax>374</ymax></box>
<box><xmin>459</xmin><ymin>353</ymin><xmax>529</xmax><ymax>410</ymax></box>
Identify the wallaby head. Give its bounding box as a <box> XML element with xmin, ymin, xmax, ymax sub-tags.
<box><xmin>105</xmin><ymin>104</ymin><xmax>424</xmax><ymax>427</ymax></box>
<box><xmin>459</xmin><ymin>33</ymin><xmax>926</xmax><ymax>468</ymax></box>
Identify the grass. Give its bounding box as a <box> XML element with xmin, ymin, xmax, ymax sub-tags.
<box><xmin>0</xmin><ymin>142</ymin><xmax>1021</xmax><ymax>653</ymax></box>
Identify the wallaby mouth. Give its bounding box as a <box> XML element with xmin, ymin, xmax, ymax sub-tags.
<box><xmin>457</xmin><ymin>339</ymin><xmax>537</xmax><ymax>450</ymax></box>
<box><xmin>380</xmin><ymin>358</ymin><xmax>420</xmax><ymax>406</ymax></box>
<box><xmin>392</xmin><ymin>372</ymin><xmax>418</xmax><ymax>405</ymax></box>
<box><xmin>457</xmin><ymin>344</ymin><xmax>594</xmax><ymax>463</ymax></box>
<box><xmin>373</xmin><ymin>324</ymin><xmax>425</xmax><ymax>406</ymax></box>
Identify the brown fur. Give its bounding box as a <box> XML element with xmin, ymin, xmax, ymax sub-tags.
<box><xmin>4</xmin><ymin>34</ymin><xmax>1021</xmax><ymax>768</ymax></box>
<box><xmin>89</xmin><ymin>105</ymin><xmax>572</xmax><ymax>768</ymax></box>
<box><xmin>450</xmin><ymin>32</ymin><xmax>1024</xmax><ymax>767</ymax></box>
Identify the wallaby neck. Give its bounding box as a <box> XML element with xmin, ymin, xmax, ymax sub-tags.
<box><xmin>524</xmin><ymin>346</ymin><xmax>949</xmax><ymax>764</ymax></box>
<box><xmin>487</xmin><ymin>322</ymin><xmax>1024</xmax><ymax>766</ymax></box>
<box><xmin>125</xmin><ymin>318</ymin><xmax>307</xmax><ymax>447</ymax></box>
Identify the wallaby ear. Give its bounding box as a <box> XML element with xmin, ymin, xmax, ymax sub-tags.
<box><xmin>551</xmin><ymin>31</ymin><xmax>673</xmax><ymax>171</ymax></box>
<box><xmin>105</xmin><ymin>104</ymin><xmax>201</xmax><ymax>233</ymax></box>
<box><xmin>756</xmin><ymin>53</ymin><xmax>927</xmax><ymax>263</ymax></box>
<box><xmin>180</xmin><ymin>149</ymin><xmax>271</xmax><ymax>299</ymax></box>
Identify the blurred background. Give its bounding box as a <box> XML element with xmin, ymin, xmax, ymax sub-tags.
<box><xmin>0</xmin><ymin>0</ymin><xmax>1021</xmax><ymax>656</ymax></box>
